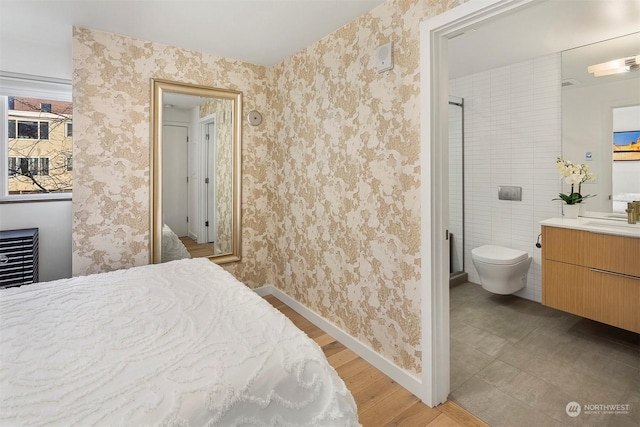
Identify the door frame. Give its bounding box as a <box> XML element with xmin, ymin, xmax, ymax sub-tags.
<box><xmin>198</xmin><ymin>114</ymin><xmax>217</xmax><ymax>245</ymax></box>
<box><xmin>419</xmin><ymin>0</ymin><xmax>536</xmax><ymax>406</ymax></box>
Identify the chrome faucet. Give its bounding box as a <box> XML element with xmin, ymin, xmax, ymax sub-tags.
<box><xmin>627</xmin><ymin>201</ymin><xmax>640</xmax><ymax>224</ymax></box>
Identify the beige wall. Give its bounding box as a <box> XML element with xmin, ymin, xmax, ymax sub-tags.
<box><xmin>267</xmin><ymin>0</ymin><xmax>459</xmax><ymax>374</ymax></box>
<box><xmin>72</xmin><ymin>27</ymin><xmax>273</xmax><ymax>286</ymax></box>
<box><xmin>72</xmin><ymin>0</ymin><xmax>461</xmax><ymax>374</ymax></box>
<box><xmin>200</xmin><ymin>98</ymin><xmax>235</xmax><ymax>255</ymax></box>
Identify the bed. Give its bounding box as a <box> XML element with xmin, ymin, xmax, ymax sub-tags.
<box><xmin>0</xmin><ymin>258</ymin><xmax>359</xmax><ymax>426</ymax></box>
<box><xmin>162</xmin><ymin>224</ymin><xmax>192</xmax><ymax>261</ymax></box>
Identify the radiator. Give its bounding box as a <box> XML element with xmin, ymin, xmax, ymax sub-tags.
<box><xmin>0</xmin><ymin>228</ymin><xmax>39</xmax><ymax>288</ymax></box>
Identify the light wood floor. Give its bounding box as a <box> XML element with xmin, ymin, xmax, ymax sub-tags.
<box><xmin>264</xmin><ymin>295</ymin><xmax>489</xmax><ymax>427</ymax></box>
<box><xmin>179</xmin><ymin>236</ymin><xmax>215</xmax><ymax>258</ymax></box>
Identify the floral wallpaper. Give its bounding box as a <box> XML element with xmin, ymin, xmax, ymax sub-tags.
<box><xmin>200</xmin><ymin>98</ymin><xmax>234</xmax><ymax>255</ymax></box>
<box><xmin>266</xmin><ymin>0</ymin><xmax>459</xmax><ymax>374</ymax></box>
<box><xmin>73</xmin><ymin>0</ymin><xmax>461</xmax><ymax>375</ymax></box>
<box><xmin>72</xmin><ymin>26</ymin><xmax>273</xmax><ymax>286</ymax></box>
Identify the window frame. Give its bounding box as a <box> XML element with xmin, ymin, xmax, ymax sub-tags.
<box><xmin>0</xmin><ymin>72</ymin><xmax>72</xmax><ymax>202</ymax></box>
<box><xmin>9</xmin><ymin>119</ymin><xmax>50</xmax><ymax>140</ymax></box>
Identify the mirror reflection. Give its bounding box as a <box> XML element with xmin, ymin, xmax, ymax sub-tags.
<box><xmin>151</xmin><ymin>80</ymin><xmax>241</xmax><ymax>264</ymax></box>
<box><xmin>561</xmin><ymin>32</ymin><xmax>640</xmax><ymax>213</ymax></box>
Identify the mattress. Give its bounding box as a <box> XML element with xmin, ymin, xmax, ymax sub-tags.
<box><xmin>0</xmin><ymin>258</ymin><xmax>359</xmax><ymax>426</ymax></box>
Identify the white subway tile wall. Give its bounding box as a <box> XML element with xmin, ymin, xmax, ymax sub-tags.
<box><xmin>450</xmin><ymin>54</ymin><xmax>562</xmax><ymax>302</ymax></box>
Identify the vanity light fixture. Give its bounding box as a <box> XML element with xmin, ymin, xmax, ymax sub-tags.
<box><xmin>587</xmin><ymin>55</ymin><xmax>640</xmax><ymax>77</ymax></box>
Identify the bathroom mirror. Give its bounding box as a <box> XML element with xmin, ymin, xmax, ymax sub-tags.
<box><xmin>561</xmin><ymin>32</ymin><xmax>640</xmax><ymax>214</ymax></box>
<box><xmin>151</xmin><ymin>79</ymin><xmax>242</xmax><ymax>264</ymax></box>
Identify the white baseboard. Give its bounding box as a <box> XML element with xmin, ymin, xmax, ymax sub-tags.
<box><xmin>253</xmin><ymin>285</ymin><xmax>423</xmax><ymax>399</ymax></box>
<box><xmin>253</xmin><ymin>285</ymin><xmax>273</xmax><ymax>297</ymax></box>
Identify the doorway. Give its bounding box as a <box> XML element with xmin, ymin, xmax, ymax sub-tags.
<box><xmin>419</xmin><ymin>0</ymin><xmax>538</xmax><ymax>407</ymax></box>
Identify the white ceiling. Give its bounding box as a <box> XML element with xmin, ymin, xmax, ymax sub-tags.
<box><xmin>449</xmin><ymin>0</ymin><xmax>640</xmax><ymax>82</ymax></box>
<box><xmin>1</xmin><ymin>0</ymin><xmax>639</xmax><ymax>80</ymax></box>
<box><xmin>0</xmin><ymin>0</ymin><xmax>385</xmax><ymax>67</ymax></box>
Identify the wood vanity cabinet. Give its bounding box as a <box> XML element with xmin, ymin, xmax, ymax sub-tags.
<box><xmin>541</xmin><ymin>226</ymin><xmax>640</xmax><ymax>333</ymax></box>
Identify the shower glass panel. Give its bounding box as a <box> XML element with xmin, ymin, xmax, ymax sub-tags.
<box><xmin>449</xmin><ymin>97</ymin><xmax>464</xmax><ymax>276</ymax></box>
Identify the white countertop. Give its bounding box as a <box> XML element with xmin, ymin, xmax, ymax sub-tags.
<box><xmin>540</xmin><ymin>215</ymin><xmax>640</xmax><ymax>238</ymax></box>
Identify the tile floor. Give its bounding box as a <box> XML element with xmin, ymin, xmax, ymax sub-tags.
<box><xmin>450</xmin><ymin>281</ymin><xmax>639</xmax><ymax>427</ymax></box>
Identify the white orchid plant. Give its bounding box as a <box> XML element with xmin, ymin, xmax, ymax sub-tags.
<box><xmin>553</xmin><ymin>158</ymin><xmax>596</xmax><ymax>205</ymax></box>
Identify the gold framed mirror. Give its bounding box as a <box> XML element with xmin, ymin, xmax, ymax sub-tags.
<box><xmin>151</xmin><ymin>79</ymin><xmax>242</xmax><ymax>264</ymax></box>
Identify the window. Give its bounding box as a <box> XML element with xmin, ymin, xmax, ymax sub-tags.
<box><xmin>8</xmin><ymin>119</ymin><xmax>15</xmax><ymax>138</ymax></box>
<box><xmin>39</xmin><ymin>122</ymin><xmax>49</xmax><ymax>139</ymax></box>
<box><xmin>8</xmin><ymin>157</ymin><xmax>16</xmax><ymax>176</ymax></box>
<box><xmin>8</xmin><ymin>156</ymin><xmax>49</xmax><ymax>176</ymax></box>
<box><xmin>17</xmin><ymin>120</ymin><xmax>38</xmax><ymax>139</ymax></box>
<box><xmin>7</xmin><ymin>120</ymin><xmax>50</xmax><ymax>140</ymax></box>
<box><xmin>1</xmin><ymin>73</ymin><xmax>72</xmax><ymax>199</ymax></box>
<box><xmin>27</xmin><ymin>158</ymin><xmax>49</xmax><ymax>176</ymax></box>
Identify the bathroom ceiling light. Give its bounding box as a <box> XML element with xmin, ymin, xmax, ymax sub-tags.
<box><xmin>587</xmin><ymin>55</ymin><xmax>640</xmax><ymax>77</ymax></box>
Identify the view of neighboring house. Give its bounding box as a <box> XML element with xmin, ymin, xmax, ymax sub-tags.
<box><xmin>7</xmin><ymin>96</ymin><xmax>73</xmax><ymax>194</ymax></box>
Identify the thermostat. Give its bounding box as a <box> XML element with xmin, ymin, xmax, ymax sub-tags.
<box><xmin>376</xmin><ymin>42</ymin><xmax>393</xmax><ymax>73</ymax></box>
<box><xmin>247</xmin><ymin>110</ymin><xmax>262</xmax><ymax>126</ymax></box>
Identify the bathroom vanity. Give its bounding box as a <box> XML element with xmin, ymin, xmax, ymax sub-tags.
<box><xmin>540</xmin><ymin>216</ymin><xmax>640</xmax><ymax>333</ymax></box>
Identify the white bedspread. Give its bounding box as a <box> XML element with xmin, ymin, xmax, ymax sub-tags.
<box><xmin>0</xmin><ymin>258</ymin><xmax>359</xmax><ymax>426</ymax></box>
<box><xmin>162</xmin><ymin>224</ymin><xmax>192</xmax><ymax>262</ymax></box>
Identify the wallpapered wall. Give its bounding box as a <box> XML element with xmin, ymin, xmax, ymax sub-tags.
<box><xmin>200</xmin><ymin>99</ymin><xmax>235</xmax><ymax>255</ymax></box>
<box><xmin>72</xmin><ymin>27</ymin><xmax>273</xmax><ymax>285</ymax></box>
<box><xmin>267</xmin><ymin>0</ymin><xmax>459</xmax><ymax>374</ymax></box>
<box><xmin>73</xmin><ymin>0</ymin><xmax>461</xmax><ymax>375</ymax></box>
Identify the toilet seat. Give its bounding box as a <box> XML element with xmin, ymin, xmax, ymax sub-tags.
<box><xmin>471</xmin><ymin>245</ymin><xmax>528</xmax><ymax>265</ymax></box>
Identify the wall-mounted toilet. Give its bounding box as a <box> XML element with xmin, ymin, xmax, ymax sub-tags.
<box><xmin>471</xmin><ymin>245</ymin><xmax>532</xmax><ymax>295</ymax></box>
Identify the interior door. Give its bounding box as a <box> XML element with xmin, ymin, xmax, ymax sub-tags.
<box><xmin>162</xmin><ymin>124</ymin><xmax>188</xmax><ymax>236</ymax></box>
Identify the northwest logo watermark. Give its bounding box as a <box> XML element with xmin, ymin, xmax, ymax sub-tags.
<box><xmin>565</xmin><ymin>402</ymin><xmax>581</xmax><ymax>417</ymax></box>
<box><xmin>566</xmin><ymin>401</ymin><xmax>630</xmax><ymax>417</ymax></box>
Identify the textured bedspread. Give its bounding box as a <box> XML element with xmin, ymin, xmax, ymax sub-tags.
<box><xmin>162</xmin><ymin>224</ymin><xmax>192</xmax><ymax>262</ymax></box>
<box><xmin>0</xmin><ymin>258</ymin><xmax>359</xmax><ymax>426</ymax></box>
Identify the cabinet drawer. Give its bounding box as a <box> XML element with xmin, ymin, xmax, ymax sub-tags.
<box><xmin>543</xmin><ymin>226</ymin><xmax>640</xmax><ymax>278</ymax></box>
<box><xmin>585</xmin><ymin>232</ymin><xmax>640</xmax><ymax>278</ymax></box>
<box><xmin>543</xmin><ymin>260</ymin><xmax>640</xmax><ymax>333</ymax></box>
<box><xmin>542</xmin><ymin>226</ymin><xmax>588</xmax><ymax>265</ymax></box>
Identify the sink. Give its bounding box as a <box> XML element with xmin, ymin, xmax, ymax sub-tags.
<box><xmin>583</xmin><ymin>220</ymin><xmax>640</xmax><ymax>230</ymax></box>
<box><xmin>604</xmin><ymin>215</ymin><xmax>628</xmax><ymax>222</ymax></box>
